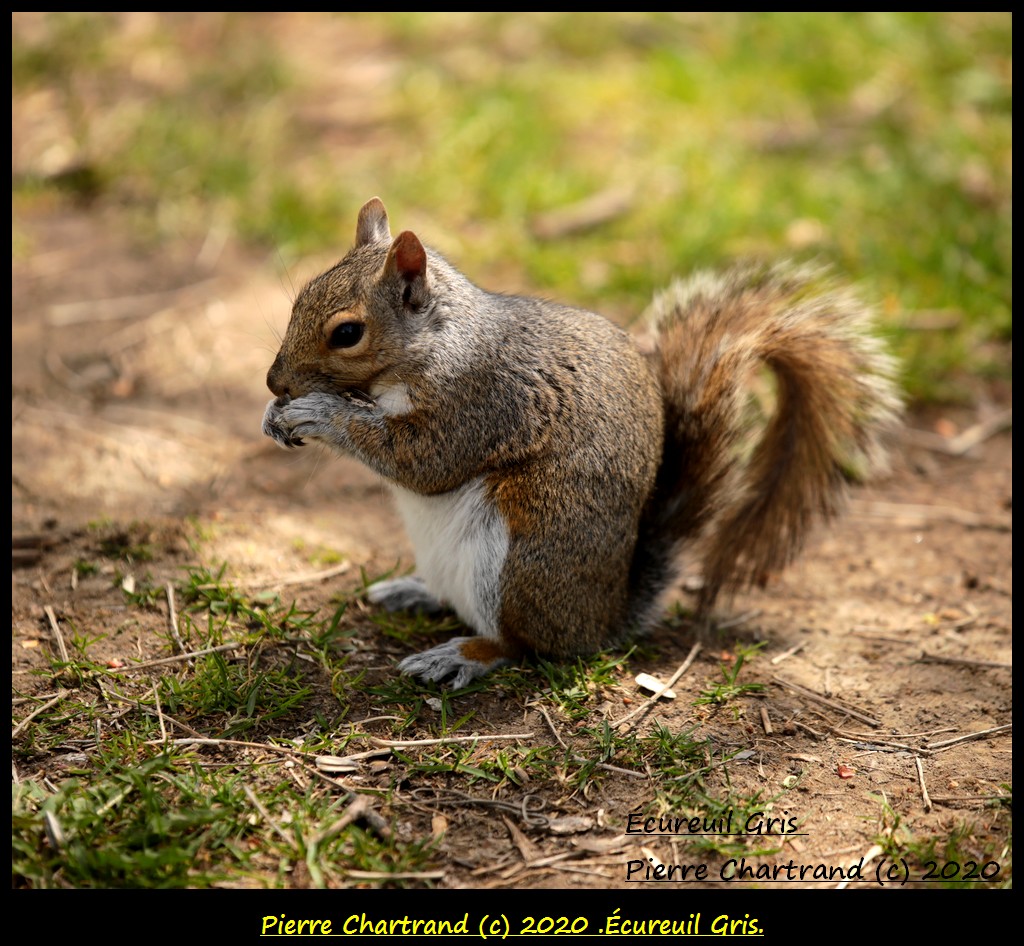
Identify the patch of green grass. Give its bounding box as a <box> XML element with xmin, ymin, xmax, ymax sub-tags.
<box><xmin>363</xmin><ymin>13</ymin><xmax>1010</xmax><ymax>401</ymax></box>
<box><xmin>12</xmin><ymin>746</ymin><xmax>438</xmax><ymax>888</ymax></box>
<box><xmin>362</xmin><ymin>668</ymin><xmax>488</xmax><ymax>732</ymax></box>
<box><xmin>13</xmin><ymin>690</ymin><xmax>104</xmax><ymax>756</ymax></box>
<box><xmin>696</xmin><ymin>641</ymin><xmax>767</xmax><ymax>706</ymax></box>
<box><xmin>12</xmin><ymin>510</ymin><xmax>1011</xmax><ymax>889</ymax></box>
<box><xmin>291</xmin><ymin>538</ymin><xmax>347</xmax><ymax>566</ymax></box>
<box><xmin>369</xmin><ymin>607</ymin><xmax>466</xmax><ymax>646</ymax></box>
<box><xmin>179</xmin><ymin>563</ymin><xmax>250</xmax><ymax>617</ymax></box>
<box><xmin>534</xmin><ymin>650</ymin><xmax>633</xmax><ymax>721</ymax></box>
<box><xmin>870</xmin><ymin>793</ymin><xmax>1012</xmax><ymax>889</ymax></box>
<box><xmin>39</xmin><ymin>619</ymin><xmax>112</xmax><ymax>689</ymax></box>
<box><xmin>119</xmin><ymin>574</ymin><xmax>163</xmax><ymax>610</ymax></box>
<box><xmin>12</xmin><ymin>12</ymin><xmax>1011</xmax><ymax>401</ymax></box>
<box><xmin>72</xmin><ymin>558</ymin><xmax>99</xmax><ymax>578</ymax></box>
<box><xmin>94</xmin><ymin>526</ymin><xmax>154</xmax><ymax>563</ymax></box>
<box><xmin>13</xmin><ymin>752</ymin><xmax>251</xmax><ymax>888</ymax></box>
<box><xmin>11</xmin><ymin>12</ymin><xmax>326</xmax><ymax>254</ymax></box>
<box><xmin>12</xmin><ymin>552</ymin><xmax>458</xmax><ymax>888</ymax></box>
<box><xmin>640</xmin><ymin>722</ymin><xmax>709</xmax><ymax>777</ymax></box>
<box><xmin>157</xmin><ymin>650</ymin><xmax>314</xmax><ymax>738</ymax></box>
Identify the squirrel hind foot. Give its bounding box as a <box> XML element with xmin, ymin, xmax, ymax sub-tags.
<box><xmin>367</xmin><ymin>576</ymin><xmax>445</xmax><ymax>614</ymax></box>
<box><xmin>398</xmin><ymin>637</ymin><xmax>513</xmax><ymax>689</ymax></box>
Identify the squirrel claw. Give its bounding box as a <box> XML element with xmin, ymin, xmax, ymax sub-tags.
<box><xmin>262</xmin><ymin>396</ymin><xmax>305</xmax><ymax>449</ymax></box>
<box><xmin>399</xmin><ymin>638</ymin><xmax>510</xmax><ymax>690</ymax></box>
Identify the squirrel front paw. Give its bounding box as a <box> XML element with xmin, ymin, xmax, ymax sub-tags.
<box><xmin>262</xmin><ymin>395</ymin><xmax>305</xmax><ymax>448</ymax></box>
<box><xmin>262</xmin><ymin>391</ymin><xmax>374</xmax><ymax>450</ymax></box>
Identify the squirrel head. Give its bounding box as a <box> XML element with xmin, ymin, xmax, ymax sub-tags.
<box><xmin>266</xmin><ymin>198</ymin><xmax>434</xmax><ymax>399</ymax></box>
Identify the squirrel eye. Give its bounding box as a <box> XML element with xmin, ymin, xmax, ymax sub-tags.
<box><xmin>328</xmin><ymin>321</ymin><xmax>365</xmax><ymax>349</ymax></box>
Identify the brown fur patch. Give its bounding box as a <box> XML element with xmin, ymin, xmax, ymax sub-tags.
<box><xmin>485</xmin><ymin>470</ymin><xmax>541</xmax><ymax>536</ymax></box>
<box><xmin>459</xmin><ymin>636</ymin><xmax>518</xmax><ymax>663</ymax></box>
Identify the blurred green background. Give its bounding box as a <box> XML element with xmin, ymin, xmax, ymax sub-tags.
<box><xmin>11</xmin><ymin>11</ymin><xmax>1012</xmax><ymax>403</ymax></box>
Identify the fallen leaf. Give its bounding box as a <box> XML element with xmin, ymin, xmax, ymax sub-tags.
<box><xmin>315</xmin><ymin>755</ymin><xmax>360</xmax><ymax>774</ymax></box>
<box><xmin>548</xmin><ymin>815</ymin><xmax>593</xmax><ymax>835</ymax></box>
<box><xmin>634</xmin><ymin>672</ymin><xmax>676</xmax><ymax>699</ymax></box>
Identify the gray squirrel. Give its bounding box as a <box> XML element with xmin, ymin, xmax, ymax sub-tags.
<box><xmin>263</xmin><ymin>197</ymin><xmax>900</xmax><ymax>688</ymax></box>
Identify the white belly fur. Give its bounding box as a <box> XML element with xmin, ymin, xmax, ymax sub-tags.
<box><xmin>390</xmin><ymin>479</ymin><xmax>508</xmax><ymax>638</ymax></box>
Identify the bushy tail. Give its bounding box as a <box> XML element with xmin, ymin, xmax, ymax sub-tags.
<box><xmin>629</xmin><ymin>262</ymin><xmax>901</xmax><ymax>622</ymax></box>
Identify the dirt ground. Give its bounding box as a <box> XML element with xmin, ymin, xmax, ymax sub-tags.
<box><xmin>11</xmin><ymin>193</ymin><xmax>1012</xmax><ymax>890</ymax></box>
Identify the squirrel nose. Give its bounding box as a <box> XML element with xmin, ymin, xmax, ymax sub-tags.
<box><xmin>266</xmin><ymin>360</ymin><xmax>288</xmax><ymax>398</ymax></box>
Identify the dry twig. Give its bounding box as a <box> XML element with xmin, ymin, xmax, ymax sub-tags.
<box><xmin>830</xmin><ymin>731</ymin><xmax>926</xmax><ymax>754</ymax></box>
<box><xmin>902</xmin><ymin>407</ymin><xmax>1011</xmax><ymax>457</ymax></box>
<box><xmin>152</xmin><ymin>682</ymin><xmax>168</xmax><ymax>744</ymax></box>
<box><xmin>46</xmin><ymin>279</ymin><xmax>217</xmax><ymax>326</ymax></box>
<box><xmin>43</xmin><ymin>606</ymin><xmax>69</xmax><ymax>664</ymax></box>
<box><xmin>164</xmin><ymin>582</ymin><xmax>188</xmax><ymax>657</ymax></box>
<box><xmin>915</xmin><ymin>755</ymin><xmax>933</xmax><ymax>812</ymax></box>
<box><xmin>534</xmin><ymin>705</ymin><xmax>569</xmax><ymax>750</ymax></box>
<box><xmin>919</xmin><ymin>651</ymin><xmax>1010</xmax><ymax>670</ymax></box>
<box><xmin>851</xmin><ymin>500</ymin><xmax>1011</xmax><ymax>532</ymax></box>
<box><xmin>531</xmin><ymin>185</ymin><xmax>636</xmax><ymax>240</ymax></box>
<box><xmin>612</xmin><ymin>643</ymin><xmax>702</xmax><ymax>732</ymax></box>
<box><xmin>370</xmin><ymin>733</ymin><xmax>534</xmax><ymax>749</ymax></box>
<box><xmin>926</xmin><ymin>723</ymin><xmax>1011</xmax><ymax>752</ymax></box>
<box><xmin>770</xmin><ymin>642</ymin><xmax>806</xmax><ymax>665</ymax></box>
<box><xmin>243</xmin><ymin>783</ymin><xmax>295</xmax><ymax>846</ymax></box>
<box><xmin>12</xmin><ymin>689</ymin><xmax>70</xmax><ymax>738</ymax></box>
<box><xmin>123</xmin><ymin>642</ymin><xmax>242</xmax><ymax>671</ymax></box>
<box><xmin>244</xmin><ymin>561</ymin><xmax>352</xmax><ymax>591</ymax></box>
<box><xmin>772</xmin><ymin>675</ymin><xmax>881</xmax><ymax>728</ymax></box>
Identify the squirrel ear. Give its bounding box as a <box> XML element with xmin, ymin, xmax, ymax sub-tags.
<box><xmin>385</xmin><ymin>231</ymin><xmax>429</xmax><ymax>309</ymax></box>
<box><xmin>355</xmin><ymin>197</ymin><xmax>391</xmax><ymax>246</ymax></box>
